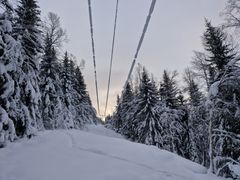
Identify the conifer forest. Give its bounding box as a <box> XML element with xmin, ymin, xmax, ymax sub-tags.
<box><xmin>0</xmin><ymin>0</ymin><xmax>240</xmax><ymax>179</ymax></box>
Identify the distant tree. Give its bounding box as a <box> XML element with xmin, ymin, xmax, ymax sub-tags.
<box><xmin>183</xmin><ymin>68</ymin><xmax>204</xmax><ymax>106</ymax></box>
<box><xmin>73</xmin><ymin>65</ymin><xmax>97</xmax><ymax>127</ymax></box>
<box><xmin>61</xmin><ymin>52</ymin><xmax>74</xmax><ymax>129</ymax></box>
<box><xmin>191</xmin><ymin>51</ymin><xmax>210</xmax><ymax>90</ymax></box>
<box><xmin>43</xmin><ymin>12</ymin><xmax>67</xmax><ymax>51</ymax></box>
<box><xmin>159</xmin><ymin>70</ymin><xmax>179</xmax><ymax>108</ymax></box>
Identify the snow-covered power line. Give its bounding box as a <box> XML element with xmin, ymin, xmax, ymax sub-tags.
<box><xmin>124</xmin><ymin>0</ymin><xmax>157</xmax><ymax>89</ymax></box>
<box><xmin>104</xmin><ymin>0</ymin><xmax>119</xmax><ymax>117</ymax></box>
<box><xmin>87</xmin><ymin>0</ymin><xmax>100</xmax><ymax>115</ymax></box>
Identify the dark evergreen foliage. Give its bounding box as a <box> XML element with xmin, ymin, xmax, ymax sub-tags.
<box><xmin>203</xmin><ymin>20</ymin><xmax>236</xmax><ymax>82</ymax></box>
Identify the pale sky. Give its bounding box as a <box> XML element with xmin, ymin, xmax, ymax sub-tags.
<box><xmin>38</xmin><ymin>0</ymin><xmax>227</xmax><ymax>116</ymax></box>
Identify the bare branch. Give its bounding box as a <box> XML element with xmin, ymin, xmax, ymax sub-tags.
<box><xmin>43</xmin><ymin>12</ymin><xmax>68</xmax><ymax>50</ymax></box>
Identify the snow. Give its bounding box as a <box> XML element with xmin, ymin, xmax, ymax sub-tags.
<box><xmin>227</xmin><ymin>55</ymin><xmax>240</xmax><ymax>67</ymax></box>
<box><xmin>208</xmin><ymin>81</ymin><xmax>220</xmax><ymax>99</ymax></box>
<box><xmin>0</xmin><ymin>125</ymin><xmax>224</xmax><ymax>180</ymax></box>
<box><xmin>230</xmin><ymin>164</ymin><xmax>240</xmax><ymax>177</ymax></box>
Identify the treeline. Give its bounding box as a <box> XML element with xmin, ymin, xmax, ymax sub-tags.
<box><xmin>106</xmin><ymin>1</ymin><xmax>240</xmax><ymax>179</ymax></box>
<box><xmin>0</xmin><ymin>0</ymin><xmax>98</xmax><ymax>147</ymax></box>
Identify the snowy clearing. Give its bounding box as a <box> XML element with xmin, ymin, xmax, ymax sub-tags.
<box><xmin>0</xmin><ymin>125</ymin><xmax>223</xmax><ymax>180</ymax></box>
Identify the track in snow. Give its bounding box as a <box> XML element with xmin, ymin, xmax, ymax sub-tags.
<box><xmin>0</xmin><ymin>125</ymin><xmax>223</xmax><ymax>180</ymax></box>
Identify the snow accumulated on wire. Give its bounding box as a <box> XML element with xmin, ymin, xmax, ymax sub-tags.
<box><xmin>87</xmin><ymin>0</ymin><xmax>100</xmax><ymax>115</ymax></box>
<box><xmin>124</xmin><ymin>0</ymin><xmax>157</xmax><ymax>89</ymax></box>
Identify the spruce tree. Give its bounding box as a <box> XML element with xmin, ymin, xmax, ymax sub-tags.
<box><xmin>183</xmin><ymin>68</ymin><xmax>203</xmax><ymax>106</ymax></box>
<box><xmin>131</xmin><ymin>68</ymin><xmax>163</xmax><ymax>147</ymax></box>
<box><xmin>119</xmin><ymin>82</ymin><xmax>135</xmax><ymax>138</ymax></box>
<box><xmin>184</xmin><ymin>69</ymin><xmax>208</xmax><ymax>165</ymax></box>
<box><xmin>61</xmin><ymin>52</ymin><xmax>74</xmax><ymax>129</ymax></box>
<box><xmin>203</xmin><ymin>20</ymin><xmax>236</xmax><ymax>82</ymax></box>
<box><xmin>188</xmin><ymin>103</ymin><xmax>209</xmax><ymax>166</ymax></box>
<box><xmin>159</xmin><ymin>70</ymin><xmax>188</xmax><ymax>156</ymax></box>
<box><xmin>0</xmin><ymin>2</ymin><xmax>19</xmax><ymax>146</ymax></box>
<box><xmin>40</xmin><ymin>35</ymin><xmax>63</xmax><ymax>129</ymax></box>
<box><xmin>14</xmin><ymin>0</ymin><xmax>42</xmax><ymax>58</ymax></box>
<box><xmin>207</xmin><ymin>59</ymin><xmax>240</xmax><ymax>178</ymax></box>
<box><xmin>111</xmin><ymin>95</ymin><xmax>122</xmax><ymax>132</ymax></box>
<box><xmin>73</xmin><ymin>65</ymin><xmax>97</xmax><ymax>127</ymax></box>
<box><xmin>202</xmin><ymin>20</ymin><xmax>240</xmax><ymax>178</ymax></box>
<box><xmin>13</xmin><ymin>0</ymin><xmax>43</xmax><ymax>136</ymax></box>
<box><xmin>159</xmin><ymin>70</ymin><xmax>179</xmax><ymax>108</ymax></box>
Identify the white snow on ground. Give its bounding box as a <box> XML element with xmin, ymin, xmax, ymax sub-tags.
<box><xmin>83</xmin><ymin>124</ymin><xmax>123</xmax><ymax>139</ymax></box>
<box><xmin>0</xmin><ymin>125</ymin><xmax>224</xmax><ymax>180</ymax></box>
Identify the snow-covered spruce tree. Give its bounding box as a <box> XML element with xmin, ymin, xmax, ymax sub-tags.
<box><xmin>13</xmin><ymin>0</ymin><xmax>43</xmax><ymax>136</ymax></box>
<box><xmin>207</xmin><ymin>59</ymin><xmax>240</xmax><ymax>178</ymax></box>
<box><xmin>189</xmin><ymin>103</ymin><xmax>209</xmax><ymax>166</ymax></box>
<box><xmin>203</xmin><ymin>21</ymin><xmax>240</xmax><ymax>178</ymax></box>
<box><xmin>159</xmin><ymin>70</ymin><xmax>179</xmax><ymax>108</ymax></box>
<box><xmin>40</xmin><ymin>35</ymin><xmax>63</xmax><ymax>129</ymax></box>
<box><xmin>131</xmin><ymin>68</ymin><xmax>163</xmax><ymax>147</ymax></box>
<box><xmin>109</xmin><ymin>82</ymin><xmax>135</xmax><ymax>136</ymax></box>
<box><xmin>109</xmin><ymin>95</ymin><xmax>122</xmax><ymax>132</ymax></box>
<box><xmin>40</xmin><ymin>12</ymin><xmax>69</xmax><ymax>129</ymax></box>
<box><xmin>60</xmin><ymin>52</ymin><xmax>74</xmax><ymax>129</ymax></box>
<box><xmin>159</xmin><ymin>70</ymin><xmax>188</xmax><ymax>157</ymax></box>
<box><xmin>0</xmin><ymin>2</ymin><xmax>20</xmax><ymax>146</ymax></box>
<box><xmin>184</xmin><ymin>68</ymin><xmax>204</xmax><ymax>106</ymax></box>
<box><xmin>183</xmin><ymin>68</ymin><xmax>209</xmax><ymax>166</ymax></box>
<box><xmin>72</xmin><ymin>65</ymin><xmax>97</xmax><ymax>127</ymax></box>
<box><xmin>118</xmin><ymin>82</ymin><xmax>135</xmax><ymax>138</ymax></box>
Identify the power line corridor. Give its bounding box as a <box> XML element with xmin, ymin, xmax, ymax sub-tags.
<box><xmin>87</xmin><ymin>0</ymin><xmax>157</xmax><ymax>117</ymax></box>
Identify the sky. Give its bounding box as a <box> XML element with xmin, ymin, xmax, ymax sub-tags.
<box><xmin>38</xmin><ymin>0</ymin><xmax>227</xmax><ymax>117</ymax></box>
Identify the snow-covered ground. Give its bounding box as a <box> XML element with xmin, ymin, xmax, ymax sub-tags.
<box><xmin>0</xmin><ymin>125</ymin><xmax>223</xmax><ymax>180</ymax></box>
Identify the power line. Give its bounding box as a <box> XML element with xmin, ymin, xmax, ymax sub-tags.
<box><xmin>87</xmin><ymin>0</ymin><xmax>100</xmax><ymax>115</ymax></box>
<box><xmin>104</xmin><ymin>0</ymin><xmax>119</xmax><ymax>116</ymax></box>
<box><xmin>124</xmin><ymin>0</ymin><xmax>157</xmax><ymax>89</ymax></box>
